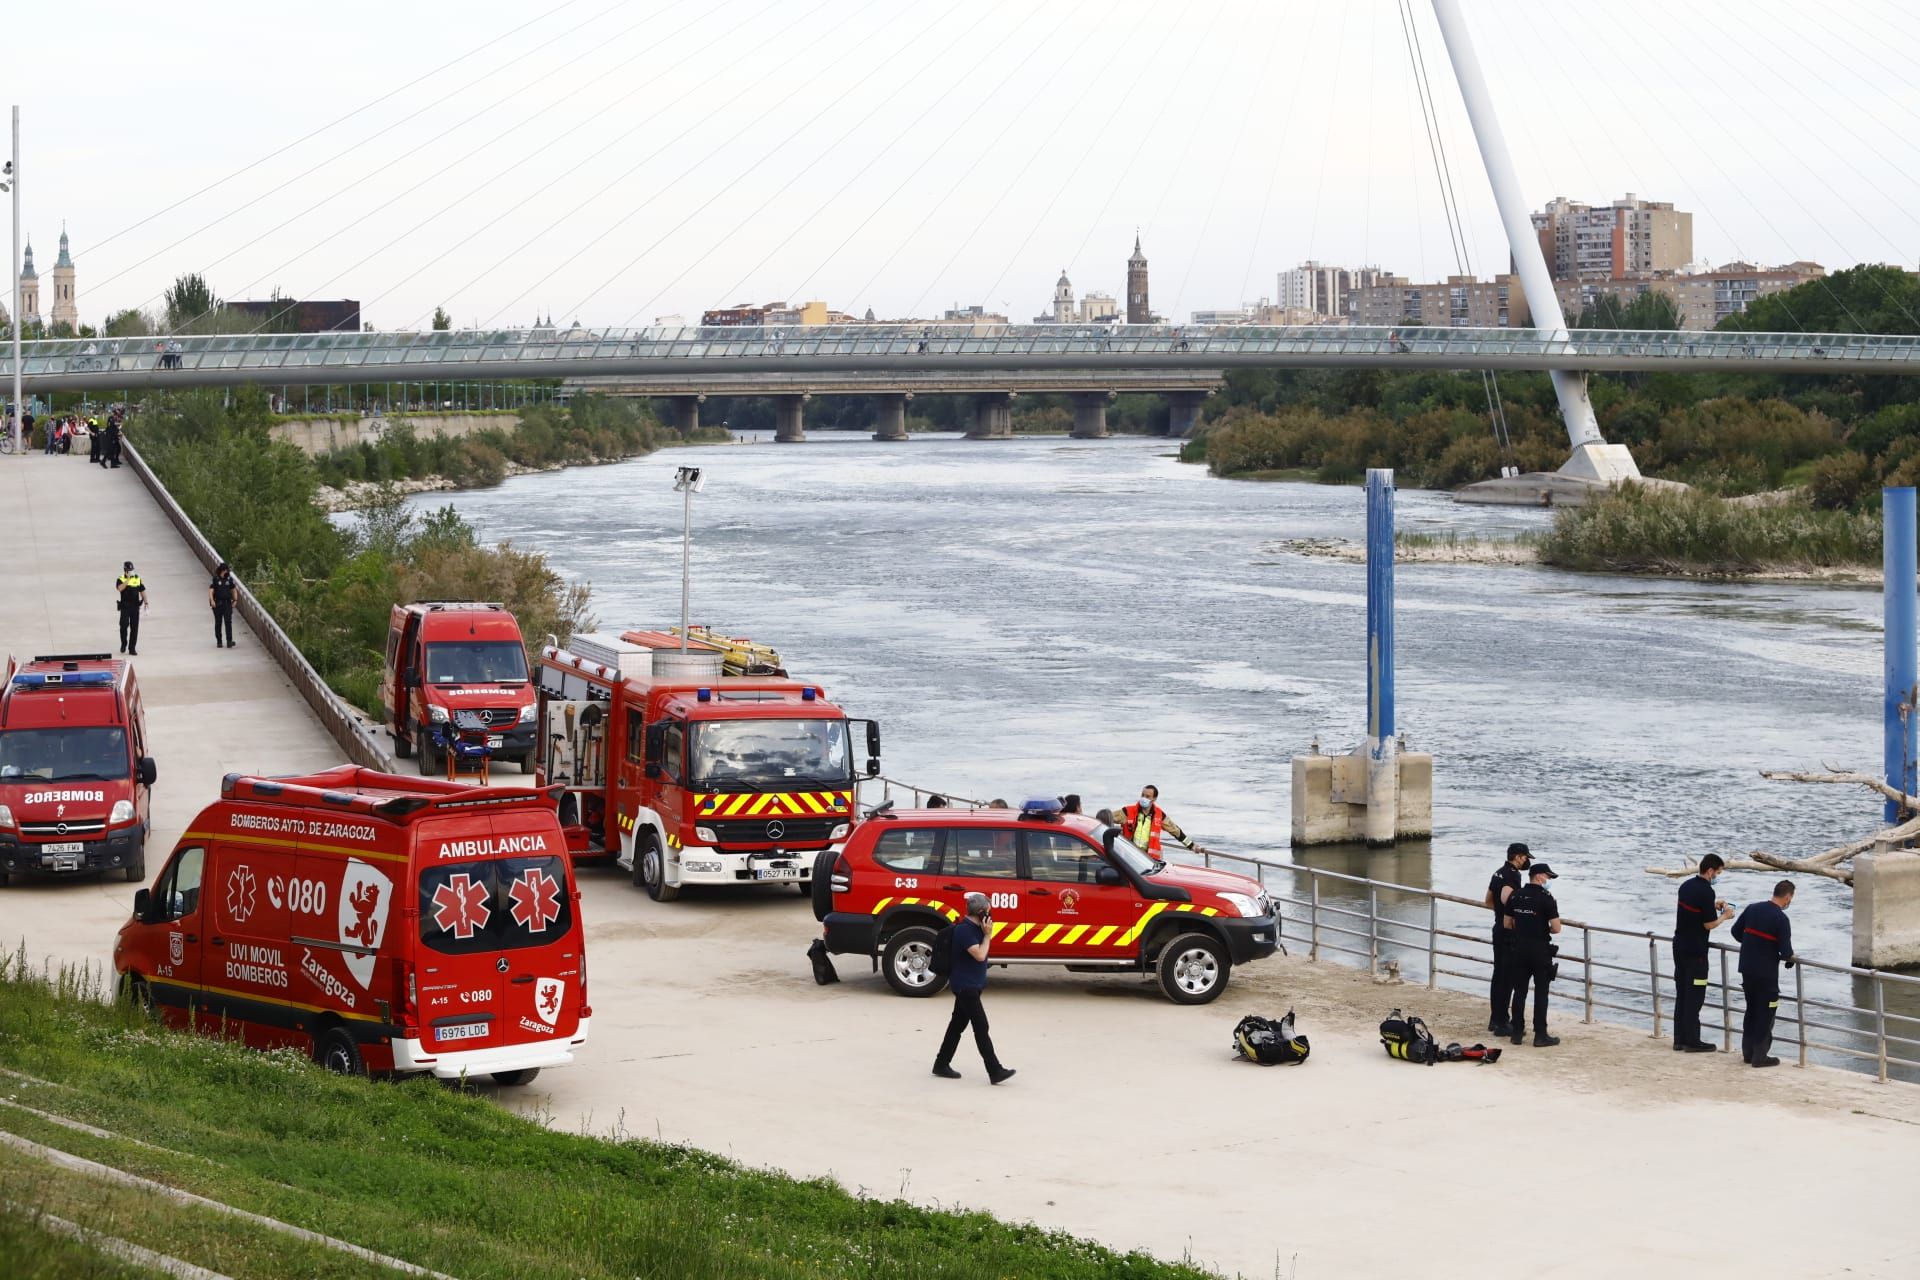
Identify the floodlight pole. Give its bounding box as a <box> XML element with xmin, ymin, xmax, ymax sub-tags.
<box><xmin>10</xmin><ymin>106</ymin><xmax>20</xmax><ymax>457</ymax></box>
<box><xmin>679</xmin><ymin>480</ymin><xmax>693</xmax><ymax>654</ymax></box>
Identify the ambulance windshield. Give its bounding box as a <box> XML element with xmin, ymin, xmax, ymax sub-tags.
<box><xmin>690</xmin><ymin>719</ymin><xmax>850</xmax><ymax>790</ymax></box>
<box><xmin>425</xmin><ymin>641</ymin><xmax>529</xmax><ymax>685</ymax></box>
<box><xmin>0</xmin><ymin>726</ymin><xmax>129</xmax><ymax>782</ymax></box>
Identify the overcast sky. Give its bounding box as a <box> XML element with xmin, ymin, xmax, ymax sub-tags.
<box><xmin>16</xmin><ymin>0</ymin><xmax>1920</xmax><ymax>330</ymax></box>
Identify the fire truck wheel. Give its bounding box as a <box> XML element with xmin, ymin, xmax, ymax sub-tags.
<box><xmin>881</xmin><ymin>925</ymin><xmax>948</xmax><ymax>998</ymax></box>
<box><xmin>1156</xmin><ymin>931</ymin><xmax>1230</xmax><ymax>1005</ymax></box>
<box><xmin>490</xmin><ymin>1068</ymin><xmax>541</xmax><ymax>1086</ymax></box>
<box><xmin>636</xmin><ymin>833</ymin><xmax>679</xmax><ymax>902</ymax></box>
<box><xmin>314</xmin><ymin>1025</ymin><xmax>367</xmax><ymax>1077</ymax></box>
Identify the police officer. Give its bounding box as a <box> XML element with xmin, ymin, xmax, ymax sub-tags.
<box><xmin>1731</xmin><ymin>880</ymin><xmax>1796</xmax><ymax>1068</ymax></box>
<box><xmin>1484</xmin><ymin>841</ymin><xmax>1531</xmax><ymax>1036</ymax></box>
<box><xmin>1672</xmin><ymin>853</ymin><xmax>1735</xmax><ymax>1052</ymax></box>
<box><xmin>114</xmin><ymin>561</ymin><xmax>148</xmax><ymax>656</ymax></box>
<box><xmin>1505</xmin><ymin>862</ymin><xmax>1562</xmax><ymax>1047</ymax></box>
<box><xmin>209</xmin><ymin>562</ymin><xmax>238</xmax><ymax>648</ymax></box>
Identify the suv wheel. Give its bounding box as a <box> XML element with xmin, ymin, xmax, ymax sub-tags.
<box><xmin>881</xmin><ymin>925</ymin><xmax>947</xmax><ymax>998</ymax></box>
<box><xmin>808</xmin><ymin>850</ymin><xmax>837</xmax><ymax>921</ymax></box>
<box><xmin>636</xmin><ymin>832</ymin><xmax>678</xmax><ymax>902</ymax></box>
<box><xmin>1156</xmin><ymin>931</ymin><xmax>1230</xmax><ymax>1005</ymax></box>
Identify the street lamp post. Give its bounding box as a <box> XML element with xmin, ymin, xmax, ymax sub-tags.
<box><xmin>672</xmin><ymin>466</ymin><xmax>705</xmax><ymax>653</ymax></box>
<box><xmin>7</xmin><ymin>106</ymin><xmax>19</xmax><ymax>457</ymax></box>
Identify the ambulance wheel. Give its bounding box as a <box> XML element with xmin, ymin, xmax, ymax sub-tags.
<box><xmin>636</xmin><ymin>833</ymin><xmax>678</xmax><ymax>902</ymax></box>
<box><xmin>1156</xmin><ymin>931</ymin><xmax>1230</xmax><ymax>1005</ymax></box>
<box><xmin>314</xmin><ymin>1025</ymin><xmax>367</xmax><ymax>1077</ymax></box>
<box><xmin>490</xmin><ymin>1068</ymin><xmax>540</xmax><ymax>1086</ymax></box>
<box><xmin>881</xmin><ymin>925</ymin><xmax>947</xmax><ymax>998</ymax></box>
<box><xmin>120</xmin><ymin>974</ymin><xmax>153</xmax><ymax>1017</ymax></box>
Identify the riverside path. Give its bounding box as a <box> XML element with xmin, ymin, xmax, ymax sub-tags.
<box><xmin>0</xmin><ymin>451</ymin><xmax>339</xmax><ymax>973</ymax></box>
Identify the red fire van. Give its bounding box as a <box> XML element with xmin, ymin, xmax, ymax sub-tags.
<box><xmin>113</xmin><ymin>766</ymin><xmax>589</xmax><ymax>1084</ymax></box>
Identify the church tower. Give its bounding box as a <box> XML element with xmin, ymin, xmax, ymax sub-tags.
<box><xmin>1126</xmin><ymin>234</ymin><xmax>1149</xmax><ymax>324</ymax></box>
<box><xmin>50</xmin><ymin>226</ymin><xmax>77</xmax><ymax>331</ymax></box>
<box><xmin>19</xmin><ymin>237</ymin><xmax>40</xmax><ymax>327</ymax></box>
<box><xmin>1052</xmin><ymin>269</ymin><xmax>1075</xmax><ymax>324</ymax></box>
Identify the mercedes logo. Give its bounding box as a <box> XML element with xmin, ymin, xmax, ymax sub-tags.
<box><xmin>54</xmin><ymin>822</ymin><xmax>68</xmax><ymax>835</ymax></box>
<box><xmin>477</xmin><ymin>709</ymin><xmax>496</xmax><ymax>726</ymax></box>
<box><xmin>495</xmin><ymin>957</ymin><xmax>509</xmax><ymax>973</ymax></box>
<box><xmin>765</xmin><ymin>820</ymin><xmax>786</xmax><ymax>840</ymax></box>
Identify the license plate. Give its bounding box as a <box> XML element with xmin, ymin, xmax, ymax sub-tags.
<box><xmin>488</xmin><ymin>735</ymin><xmax>504</xmax><ymax>748</ymax></box>
<box><xmin>754</xmin><ymin>866</ymin><xmax>801</xmax><ymax>880</ymax></box>
<box><xmin>43</xmin><ymin>842</ymin><xmax>84</xmax><ymax>854</ymax></box>
<box><xmin>437</xmin><ymin>1022</ymin><xmax>489</xmax><ymax>1043</ymax></box>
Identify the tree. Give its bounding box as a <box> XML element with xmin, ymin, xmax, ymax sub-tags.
<box><xmin>164</xmin><ymin>273</ymin><xmax>219</xmax><ymax>330</ymax></box>
<box><xmin>104</xmin><ymin>308</ymin><xmax>152</xmax><ymax>338</ymax></box>
<box><xmin>1722</xmin><ymin>263</ymin><xmax>1920</xmax><ymax>335</ymax></box>
<box><xmin>1619</xmin><ymin>290</ymin><xmax>1681</xmax><ymax>331</ymax></box>
<box><xmin>431</xmin><ymin>306</ymin><xmax>452</xmax><ymax>331</ymax></box>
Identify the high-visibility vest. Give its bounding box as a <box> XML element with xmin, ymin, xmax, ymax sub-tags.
<box><xmin>1122</xmin><ymin>802</ymin><xmax>1165</xmax><ymax>852</ymax></box>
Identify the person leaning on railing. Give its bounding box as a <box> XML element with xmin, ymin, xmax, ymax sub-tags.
<box><xmin>1671</xmin><ymin>853</ymin><xmax>1735</xmax><ymax>1054</ymax></box>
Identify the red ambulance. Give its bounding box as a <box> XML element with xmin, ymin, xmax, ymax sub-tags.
<box><xmin>113</xmin><ymin>766</ymin><xmax>589</xmax><ymax>1084</ymax></box>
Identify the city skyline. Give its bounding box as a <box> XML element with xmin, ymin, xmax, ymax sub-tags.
<box><xmin>13</xmin><ymin>0</ymin><xmax>1919</xmax><ymax>332</ymax></box>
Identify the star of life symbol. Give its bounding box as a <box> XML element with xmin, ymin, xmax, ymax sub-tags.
<box><xmin>226</xmin><ymin>865</ymin><xmax>257</xmax><ymax>924</ymax></box>
<box><xmin>508</xmin><ymin>867</ymin><xmax>562</xmax><ymax>933</ymax></box>
<box><xmin>432</xmin><ymin>872</ymin><xmax>491</xmax><ymax>940</ymax></box>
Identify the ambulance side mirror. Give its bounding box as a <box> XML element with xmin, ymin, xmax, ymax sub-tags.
<box><xmin>132</xmin><ymin>888</ymin><xmax>152</xmax><ymax>921</ymax></box>
<box><xmin>137</xmin><ymin>757</ymin><xmax>157</xmax><ymax>787</ymax></box>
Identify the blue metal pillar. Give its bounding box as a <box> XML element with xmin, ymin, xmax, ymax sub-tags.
<box><xmin>1885</xmin><ymin>487</ymin><xmax>1917</xmax><ymax>823</ymax></box>
<box><xmin>1364</xmin><ymin>468</ymin><xmax>1398</xmax><ymax>845</ymax></box>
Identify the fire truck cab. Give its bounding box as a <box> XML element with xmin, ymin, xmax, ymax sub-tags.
<box><xmin>0</xmin><ymin>654</ymin><xmax>157</xmax><ymax>885</ymax></box>
<box><xmin>536</xmin><ymin>631</ymin><xmax>880</xmax><ymax>900</ymax></box>
<box><xmin>382</xmin><ymin>602</ymin><xmax>538</xmax><ymax>776</ymax></box>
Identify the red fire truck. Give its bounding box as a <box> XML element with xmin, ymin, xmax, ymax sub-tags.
<box><xmin>535</xmin><ymin>630</ymin><xmax>880</xmax><ymax>900</ymax></box>
<box><xmin>381</xmin><ymin>602</ymin><xmax>539</xmax><ymax>776</ymax></box>
<box><xmin>0</xmin><ymin>653</ymin><xmax>157</xmax><ymax>885</ymax></box>
<box><xmin>113</xmin><ymin>766</ymin><xmax>589</xmax><ymax>1083</ymax></box>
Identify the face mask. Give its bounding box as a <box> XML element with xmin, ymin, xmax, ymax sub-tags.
<box><xmin>1139</xmin><ymin>797</ymin><xmax>1153</xmax><ymax>808</ymax></box>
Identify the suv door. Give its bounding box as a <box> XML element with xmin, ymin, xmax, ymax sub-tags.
<box><xmin>938</xmin><ymin>826</ymin><xmax>1026</xmax><ymax>950</ymax></box>
<box><xmin>1020</xmin><ymin>828</ymin><xmax>1139</xmax><ymax>959</ymax></box>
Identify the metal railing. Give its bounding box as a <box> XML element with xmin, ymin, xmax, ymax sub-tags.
<box><xmin>121</xmin><ymin>438</ymin><xmax>398</xmax><ymax>773</ymax></box>
<box><xmin>1190</xmin><ymin>850</ymin><xmax>1920</xmax><ymax>1084</ymax></box>
<box><xmin>12</xmin><ymin>323</ymin><xmax>1920</xmax><ymax>390</ymax></box>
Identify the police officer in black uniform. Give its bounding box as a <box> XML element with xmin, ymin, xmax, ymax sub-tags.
<box><xmin>1505</xmin><ymin>862</ymin><xmax>1562</xmax><ymax>1047</ymax></box>
<box><xmin>1672</xmin><ymin>853</ymin><xmax>1735</xmax><ymax>1052</ymax></box>
<box><xmin>1731</xmin><ymin>880</ymin><xmax>1796</xmax><ymax>1068</ymax></box>
<box><xmin>208</xmin><ymin>561</ymin><xmax>238</xmax><ymax>648</ymax></box>
<box><xmin>114</xmin><ymin>561</ymin><xmax>148</xmax><ymax>656</ymax></box>
<box><xmin>1484</xmin><ymin>842</ymin><xmax>1531</xmax><ymax>1036</ymax></box>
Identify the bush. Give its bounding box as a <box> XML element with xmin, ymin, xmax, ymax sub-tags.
<box><xmin>314</xmin><ymin>396</ymin><xmax>662</xmax><ymax>490</ymax></box>
<box><xmin>1536</xmin><ymin>485</ymin><xmax>1880</xmax><ymax>574</ymax></box>
<box><xmin>1806</xmin><ymin>451</ymin><xmax>1874</xmax><ymax>510</ymax></box>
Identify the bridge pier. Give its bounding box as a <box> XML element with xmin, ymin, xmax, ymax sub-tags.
<box><xmin>773</xmin><ymin>393</ymin><xmax>809</xmax><ymax>443</ymax></box>
<box><xmin>872</xmin><ymin>392</ymin><xmax>911</xmax><ymax>441</ymax></box>
<box><xmin>966</xmin><ymin>392</ymin><xmax>1014</xmax><ymax>440</ymax></box>
<box><xmin>1165</xmin><ymin>389</ymin><xmax>1207</xmax><ymax>438</ymax></box>
<box><xmin>1069</xmin><ymin>391</ymin><xmax>1111</xmax><ymax>440</ymax></box>
<box><xmin>660</xmin><ymin>394</ymin><xmax>704</xmax><ymax>437</ymax></box>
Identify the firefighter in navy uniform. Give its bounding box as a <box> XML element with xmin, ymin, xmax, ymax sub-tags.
<box><xmin>1672</xmin><ymin>853</ymin><xmax>1735</xmax><ymax>1052</ymax></box>
<box><xmin>1731</xmin><ymin>880</ymin><xmax>1796</xmax><ymax>1068</ymax></box>
<box><xmin>1484</xmin><ymin>842</ymin><xmax>1531</xmax><ymax>1036</ymax></box>
<box><xmin>1505</xmin><ymin>862</ymin><xmax>1562</xmax><ymax>1047</ymax></box>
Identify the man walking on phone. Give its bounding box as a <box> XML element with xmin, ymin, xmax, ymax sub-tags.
<box><xmin>933</xmin><ymin>893</ymin><xmax>1016</xmax><ymax>1085</ymax></box>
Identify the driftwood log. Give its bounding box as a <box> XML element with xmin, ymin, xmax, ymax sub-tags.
<box><xmin>1643</xmin><ymin>770</ymin><xmax>1920</xmax><ymax>886</ymax></box>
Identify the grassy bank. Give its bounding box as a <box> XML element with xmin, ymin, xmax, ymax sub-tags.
<box><xmin>133</xmin><ymin>388</ymin><xmax>592</xmax><ymax>717</ymax></box>
<box><xmin>1536</xmin><ymin>486</ymin><xmax>1881</xmax><ymax>575</ymax></box>
<box><xmin>0</xmin><ymin>961</ymin><xmax>1211</xmax><ymax>1280</ymax></box>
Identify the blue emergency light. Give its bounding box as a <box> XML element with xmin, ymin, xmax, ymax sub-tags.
<box><xmin>10</xmin><ymin>670</ymin><xmax>114</xmax><ymax>688</ymax></box>
<box><xmin>696</xmin><ymin>688</ymin><xmax>712</xmax><ymax>702</ymax></box>
<box><xmin>801</xmin><ymin>687</ymin><xmax>817</xmax><ymax>701</ymax></box>
<box><xmin>1020</xmin><ymin>796</ymin><xmax>1063</xmax><ymax>819</ymax></box>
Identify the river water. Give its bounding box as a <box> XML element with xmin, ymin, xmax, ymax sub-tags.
<box><xmin>414</xmin><ymin>433</ymin><xmax>1887</xmax><ymax>967</ymax></box>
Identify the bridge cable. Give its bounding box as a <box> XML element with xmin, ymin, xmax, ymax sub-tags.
<box><xmin>83</xmin><ymin>0</ymin><xmax>588</xmax><ymax>259</ymax></box>
<box><xmin>1238</xmin><ymin>1</ymin><xmax>1332</xmax><ymax>309</ymax></box>
<box><xmin>94</xmin><ymin>0</ymin><xmax>630</xmax><ymax>305</ymax></box>
<box><xmin>1398</xmin><ymin>0</ymin><xmax>1511</xmax><ymax>456</ymax></box>
<box><xmin>148</xmin><ymin>0</ymin><xmax>696</xmax><ymax>339</ymax></box>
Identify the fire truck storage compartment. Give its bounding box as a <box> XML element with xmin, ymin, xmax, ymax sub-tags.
<box><xmin>564</xmin><ymin>632</ymin><xmax>654</xmax><ymax>680</ymax></box>
<box><xmin>652</xmin><ymin>650</ymin><xmax>724</xmax><ymax>681</ymax></box>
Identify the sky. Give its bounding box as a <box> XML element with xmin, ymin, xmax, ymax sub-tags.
<box><xmin>14</xmin><ymin>0</ymin><xmax>1920</xmax><ymax>331</ymax></box>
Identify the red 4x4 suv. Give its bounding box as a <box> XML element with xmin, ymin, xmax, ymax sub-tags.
<box><xmin>813</xmin><ymin>801</ymin><xmax>1280</xmax><ymax>1004</ymax></box>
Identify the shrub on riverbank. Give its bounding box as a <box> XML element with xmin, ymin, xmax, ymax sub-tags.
<box><xmin>133</xmin><ymin>388</ymin><xmax>591</xmax><ymax>717</ymax></box>
<box><xmin>1535</xmin><ymin>485</ymin><xmax>1881</xmax><ymax>574</ymax></box>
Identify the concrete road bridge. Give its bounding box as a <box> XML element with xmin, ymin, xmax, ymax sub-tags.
<box><xmin>10</xmin><ymin>323</ymin><xmax>1918</xmax><ymax>441</ymax></box>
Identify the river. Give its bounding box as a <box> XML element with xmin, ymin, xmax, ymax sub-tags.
<box><xmin>411</xmin><ymin>432</ymin><xmax>1886</xmax><ymax>965</ymax></box>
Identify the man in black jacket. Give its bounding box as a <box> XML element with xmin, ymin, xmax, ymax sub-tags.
<box><xmin>1485</xmin><ymin>842</ymin><xmax>1531</xmax><ymax>1036</ymax></box>
<box><xmin>1672</xmin><ymin>853</ymin><xmax>1735</xmax><ymax>1052</ymax></box>
<box><xmin>209</xmin><ymin>562</ymin><xmax>238</xmax><ymax>649</ymax></box>
<box><xmin>1731</xmin><ymin>881</ymin><xmax>1796</xmax><ymax>1068</ymax></box>
<box><xmin>1505</xmin><ymin>862</ymin><xmax>1562</xmax><ymax>1048</ymax></box>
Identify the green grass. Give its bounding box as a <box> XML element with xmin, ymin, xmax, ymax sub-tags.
<box><xmin>1535</xmin><ymin>485</ymin><xmax>1882</xmax><ymax>574</ymax></box>
<box><xmin>0</xmin><ymin>957</ymin><xmax>1213</xmax><ymax>1280</ymax></box>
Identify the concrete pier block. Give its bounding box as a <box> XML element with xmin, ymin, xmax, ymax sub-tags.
<box><xmin>1290</xmin><ymin>749</ymin><xmax>1435</xmax><ymax>846</ymax></box>
<box><xmin>872</xmin><ymin>392</ymin><xmax>910</xmax><ymax>441</ymax></box>
<box><xmin>1853</xmin><ymin>847</ymin><xmax>1920</xmax><ymax>967</ymax></box>
<box><xmin>773</xmin><ymin>393</ymin><xmax>808</xmax><ymax>443</ymax></box>
<box><xmin>1165</xmin><ymin>389</ymin><xmax>1206</xmax><ymax>438</ymax></box>
<box><xmin>662</xmin><ymin>395</ymin><xmax>703</xmax><ymax>437</ymax></box>
<box><xmin>1070</xmin><ymin>391</ymin><xmax>1111</xmax><ymax>439</ymax></box>
<box><xmin>967</xmin><ymin>392</ymin><xmax>1014</xmax><ymax>439</ymax></box>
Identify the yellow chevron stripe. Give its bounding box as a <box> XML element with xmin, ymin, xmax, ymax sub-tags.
<box><xmin>1005</xmin><ymin>923</ymin><xmax>1031</xmax><ymax>944</ymax></box>
<box><xmin>749</xmin><ymin>793</ymin><xmax>779</xmax><ymax>816</ymax></box>
<box><xmin>1089</xmin><ymin>925</ymin><xmax>1118</xmax><ymax>946</ymax></box>
<box><xmin>1201</xmin><ymin>906</ymin><xmax>1219</xmax><ymax>917</ymax></box>
<box><xmin>1174</xmin><ymin>904</ymin><xmax>1194</xmax><ymax>912</ymax></box>
<box><xmin>1060</xmin><ymin>925</ymin><xmax>1089</xmax><ymax>946</ymax></box>
<box><xmin>871</xmin><ymin>897</ymin><xmax>894</xmax><ymax>914</ymax></box>
<box><xmin>990</xmin><ymin>921</ymin><xmax>1009</xmax><ymax>938</ymax></box>
<box><xmin>799</xmin><ymin>792</ymin><xmax>828</xmax><ymax>814</ymax></box>
<box><xmin>900</xmin><ymin>896</ymin><xmax>919</xmax><ymax>905</ymax></box>
<box><xmin>1120</xmin><ymin>903</ymin><xmax>1168</xmax><ymax>946</ymax></box>
<box><xmin>1033</xmin><ymin>924</ymin><xmax>1062</xmax><ymax>944</ymax></box>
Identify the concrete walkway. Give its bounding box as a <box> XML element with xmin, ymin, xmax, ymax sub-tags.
<box><xmin>0</xmin><ymin>451</ymin><xmax>340</xmax><ymax>968</ymax></box>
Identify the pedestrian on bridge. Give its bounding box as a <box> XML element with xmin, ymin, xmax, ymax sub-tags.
<box><xmin>1506</xmin><ymin>862</ymin><xmax>1562</xmax><ymax>1047</ymax></box>
<box><xmin>115</xmin><ymin>561</ymin><xmax>147</xmax><ymax>656</ymax></box>
<box><xmin>209</xmin><ymin>562</ymin><xmax>238</xmax><ymax>649</ymax></box>
<box><xmin>1672</xmin><ymin>853</ymin><xmax>1735</xmax><ymax>1053</ymax></box>
<box><xmin>1117</xmin><ymin>784</ymin><xmax>1191</xmax><ymax>856</ymax></box>
<box><xmin>1731</xmin><ymin>881</ymin><xmax>1796</xmax><ymax>1068</ymax></box>
<box><xmin>1485</xmin><ymin>842</ymin><xmax>1531</xmax><ymax>1037</ymax></box>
